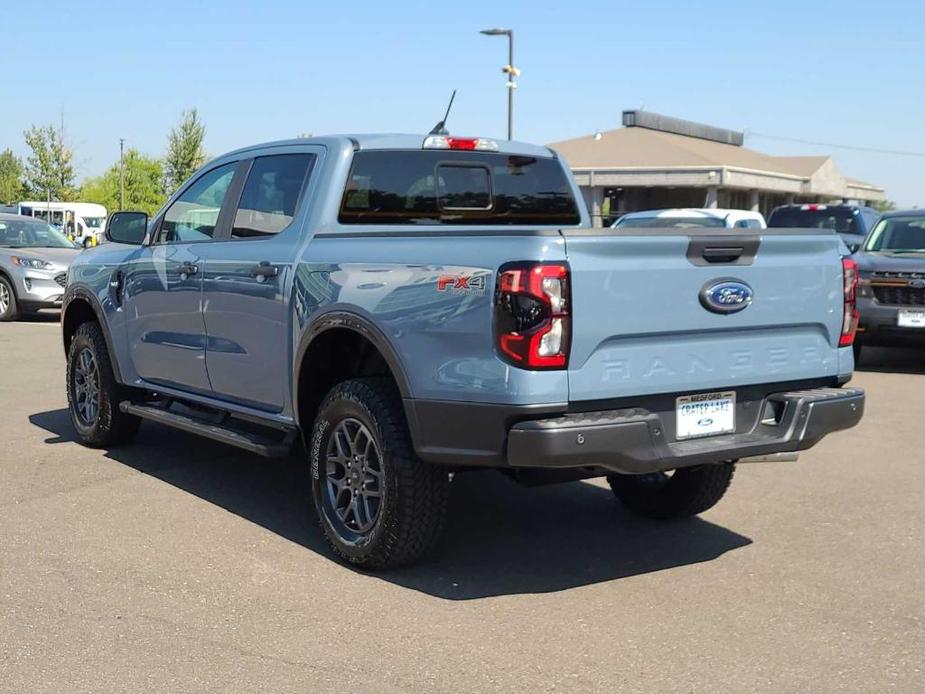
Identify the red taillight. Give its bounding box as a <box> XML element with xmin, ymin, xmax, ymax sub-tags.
<box><xmin>494</xmin><ymin>263</ymin><xmax>571</xmax><ymax>369</ymax></box>
<box><xmin>840</xmin><ymin>257</ymin><xmax>859</xmax><ymax>347</ymax></box>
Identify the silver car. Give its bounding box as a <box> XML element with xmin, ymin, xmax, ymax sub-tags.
<box><xmin>0</xmin><ymin>213</ymin><xmax>82</xmax><ymax>321</ymax></box>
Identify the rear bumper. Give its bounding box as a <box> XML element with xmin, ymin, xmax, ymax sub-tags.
<box><xmin>506</xmin><ymin>387</ymin><xmax>864</xmax><ymax>474</ymax></box>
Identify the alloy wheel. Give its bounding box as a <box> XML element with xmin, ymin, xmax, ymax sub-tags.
<box><xmin>73</xmin><ymin>347</ymin><xmax>101</xmax><ymax>426</ymax></box>
<box><xmin>0</xmin><ymin>282</ymin><xmax>9</xmax><ymax>315</ymax></box>
<box><xmin>323</xmin><ymin>418</ymin><xmax>384</xmax><ymax>539</ymax></box>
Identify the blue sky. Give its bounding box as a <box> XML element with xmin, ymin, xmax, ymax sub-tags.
<box><xmin>4</xmin><ymin>0</ymin><xmax>924</xmax><ymax>205</ymax></box>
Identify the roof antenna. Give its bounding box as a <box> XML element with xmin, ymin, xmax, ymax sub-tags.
<box><xmin>429</xmin><ymin>90</ymin><xmax>457</xmax><ymax>135</ymax></box>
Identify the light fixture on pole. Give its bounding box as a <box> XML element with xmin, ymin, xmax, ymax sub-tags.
<box><xmin>479</xmin><ymin>28</ymin><xmax>517</xmax><ymax>140</ymax></box>
<box><xmin>119</xmin><ymin>138</ymin><xmax>125</xmax><ymax>209</ymax></box>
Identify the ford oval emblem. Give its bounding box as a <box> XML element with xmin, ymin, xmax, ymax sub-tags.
<box><xmin>700</xmin><ymin>279</ymin><xmax>753</xmax><ymax>314</ymax></box>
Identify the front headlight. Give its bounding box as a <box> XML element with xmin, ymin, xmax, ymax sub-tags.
<box><xmin>11</xmin><ymin>256</ymin><xmax>54</xmax><ymax>270</ymax></box>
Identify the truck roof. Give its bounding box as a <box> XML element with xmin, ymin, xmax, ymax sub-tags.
<box><xmin>221</xmin><ymin>134</ymin><xmax>557</xmax><ymax>160</ymax></box>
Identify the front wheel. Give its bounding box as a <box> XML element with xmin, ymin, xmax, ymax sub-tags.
<box><xmin>0</xmin><ymin>275</ymin><xmax>20</xmax><ymax>321</ymax></box>
<box><xmin>607</xmin><ymin>463</ymin><xmax>735</xmax><ymax>520</ymax></box>
<box><xmin>310</xmin><ymin>377</ymin><xmax>449</xmax><ymax>570</ymax></box>
<box><xmin>66</xmin><ymin>322</ymin><xmax>141</xmax><ymax>447</ymax></box>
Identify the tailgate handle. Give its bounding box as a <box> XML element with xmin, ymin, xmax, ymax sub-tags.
<box><xmin>702</xmin><ymin>246</ymin><xmax>745</xmax><ymax>263</ymax></box>
<box><xmin>687</xmin><ymin>236</ymin><xmax>760</xmax><ymax>266</ymax></box>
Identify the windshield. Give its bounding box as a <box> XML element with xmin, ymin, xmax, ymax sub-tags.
<box><xmin>0</xmin><ymin>218</ymin><xmax>77</xmax><ymax>248</ymax></box>
<box><xmin>768</xmin><ymin>207</ymin><xmax>862</xmax><ymax>235</ymax></box>
<box><xmin>614</xmin><ymin>216</ymin><xmax>725</xmax><ymax>229</ymax></box>
<box><xmin>339</xmin><ymin>151</ymin><xmax>580</xmax><ymax>225</ymax></box>
<box><xmin>864</xmin><ymin>216</ymin><xmax>925</xmax><ymax>253</ymax></box>
<box><xmin>82</xmin><ymin>216</ymin><xmax>104</xmax><ymax>229</ymax></box>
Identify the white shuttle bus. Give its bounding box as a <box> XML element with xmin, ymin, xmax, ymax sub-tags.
<box><xmin>17</xmin><ymin>201</ymin><xmax>107</xmax><ymax>247</ymax></box>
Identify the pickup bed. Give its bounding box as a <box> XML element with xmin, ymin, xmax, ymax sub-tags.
<box><xmin>61</xmin><ymin>134</ymin><xmax>865</xmax><ymax>569</ymax></box>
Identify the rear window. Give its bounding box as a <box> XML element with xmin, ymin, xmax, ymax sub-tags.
<box><xmin>339</xmin><ymin>150</ymin><xmax>580</xmax><ymax>225</ymax></box>
<box><xmin>614</xmin><ymin>216</ymin><xmax>725</xmax><ymax>229</ymax></box>
<box><xmin>768</xmin><ymin>207</ymin><xmax>862</xmax><ymax>235</ymax></box>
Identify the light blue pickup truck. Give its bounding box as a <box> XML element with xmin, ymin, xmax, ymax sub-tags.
<box><xmin>61</xmin><ymin>133</ymin><xmax>865</xmax><ymax>568</ymax></box>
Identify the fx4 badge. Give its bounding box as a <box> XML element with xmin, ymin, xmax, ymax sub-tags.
<box><xmin>436</xmin><ymin>274</ymin><xmax>487</xmax><ymax>293</ymax></box>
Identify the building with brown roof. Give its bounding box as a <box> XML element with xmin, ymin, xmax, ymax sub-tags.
<box><xmin>548</xmin><ymin>111</ymin><xmax>885</xmax><ymax>226</ymax></box>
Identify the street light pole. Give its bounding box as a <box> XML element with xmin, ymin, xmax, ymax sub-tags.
<box><xmin>480</xmin><ymin>28</ymin><xmax>517</xmax><ymax>140</ymax></box>
<box><xmin>119</xmin><ymin>138</ymin><xmax>125</xmax><ymax>209</ymax></box>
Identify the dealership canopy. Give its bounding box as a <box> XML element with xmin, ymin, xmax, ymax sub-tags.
<box><xmin>548</xmin><ymin>110</ymin><xmax>885</xmax><ymax>226</ymax></box>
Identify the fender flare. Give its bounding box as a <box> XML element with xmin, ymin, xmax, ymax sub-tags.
<box><xmin>293</xmin><ymin>310</ymin><xmax>412</xmax><ymax>425</ymax></box>
<box><xmin>61</xmin><ymin>285</ymin><xmax>125</xmax><ymax>384</ymax></box>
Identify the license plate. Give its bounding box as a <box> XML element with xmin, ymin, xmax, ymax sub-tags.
<box><xmin>898</xmin><ymin>310</ymin><xmax>925</xmax><ymax>328</ymax></box>
<box><xmin>676</xmin><ymin>391</ymin><xmax>736</xmax><ymax>440</ymax></box>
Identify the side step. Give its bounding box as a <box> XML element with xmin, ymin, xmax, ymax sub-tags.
<box><xmin>119</xmin><ymin>401</ymin><xmax>295</xmax><ymax>458</ymax></box>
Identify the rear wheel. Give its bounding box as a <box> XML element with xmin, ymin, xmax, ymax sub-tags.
<box><xmin>607</xmin><ymin>463</ymin><xmax>735</xmax><ymax>520</ymax></box>
<box><xmin>310</xmin><ymin>377</ymin><xmax>449</xmax><ymax>570</ymax></box>
<box><xmin>67</xmin><ymin>322</ymin><xmax>141</xmax><ymax>447</ymax></box>
<box><xmin>0</xmin><ymin>275</ymin><xmax>19</xmax><ymax>321</ymax></box>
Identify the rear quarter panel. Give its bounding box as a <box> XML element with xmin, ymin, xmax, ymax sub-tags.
<box><xmin>295</xmin><ymin>232</ymin><xmax>569</xmax><ymax>405</ymax></box>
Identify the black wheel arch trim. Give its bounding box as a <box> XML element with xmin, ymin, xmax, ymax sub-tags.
<box><xmin>293</xmin><ymin>310</ymin><xmax>412</xmax><ymax>427</ymax></box>
<box><xmin>61</xmin><ymin>285</ymin><xmax>125</xmax><ymax>385</ymax></box>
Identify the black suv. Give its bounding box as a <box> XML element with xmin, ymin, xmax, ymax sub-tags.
<box><xmin>767</xmin><ymin>204</ymin><xmax>880</xmax><ymax>253</ymax></box>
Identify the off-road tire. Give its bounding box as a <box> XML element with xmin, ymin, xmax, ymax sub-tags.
<box><xmin>607</xmin><ymin>463</ymin><xmax>735</xmax><ymax>520</ymax></box>
<box><xmin>0</xmin><ymin>275</ymin><xmax>20</xmax><ymax>321</ymax></box>
<box><xmin>310</xmin><ymin>377</ymin><xmax>449</xmax><ymax>570</ymax></box>
<box><xmin>66</xmin><ymin>321</ymin><xmax>141</xmax><ymax>447</ymax></box>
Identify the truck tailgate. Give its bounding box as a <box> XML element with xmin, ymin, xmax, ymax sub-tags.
<box><xmin>562</xmin><ymin>229</ymin><xmax>845</xmax><ymax>402</ymax></box>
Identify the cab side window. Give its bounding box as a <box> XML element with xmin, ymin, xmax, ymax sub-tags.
<box><xmin>231</xmin><ymin>154</ymin><xmax>315</xmax><ymax>239</ymax></box>
<box><xmin>158</xmin><ymin>163</ymin><xmax>237</xmax><ymax>244</ymax></box>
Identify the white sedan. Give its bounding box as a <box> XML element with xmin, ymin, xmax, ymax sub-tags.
<box><xmin>612</xmin><ymin>208</ymin><xmax>766</xmax><ymax>230</ymax></box>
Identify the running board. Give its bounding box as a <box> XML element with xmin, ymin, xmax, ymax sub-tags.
<box><xmin>119</xmin><ymin>401</ymin><xmax>294</xmax><ymax>458</ymax></box>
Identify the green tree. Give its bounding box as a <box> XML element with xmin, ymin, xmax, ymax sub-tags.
<box><xmin>80</xmin><ymin>149</ymin><xmax>166</xmax><ymax>216</ymax></box>
<box><xmin>22</xmin><ymin>124</ymin><xmax>76</xmax><ymax>201</ymax></box>
<box><xmin>164</xmin><ymin>108</ymin><xmax>206</xmax><ymax>195</ymax></box>
<box><xmin>871</xmin><ymin>199</ymin><xmax>897</xmax><ymax>213</ymax></box>
<box><xmin>0</xmin><ymin>149</ymin><xmax>24</xmax><ymax>204</ymax></box>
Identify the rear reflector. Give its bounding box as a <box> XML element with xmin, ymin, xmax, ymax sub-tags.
<box><xmin>423</xmin><ymin>135</ymin><xmax>499</xmax><ymax>151</ymax></box>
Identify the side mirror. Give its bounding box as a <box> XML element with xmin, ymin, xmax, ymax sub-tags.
<box><xmin>105</xmin><ymin>211</ymin><xmax>148</xmax><ymax>245</ymax></box>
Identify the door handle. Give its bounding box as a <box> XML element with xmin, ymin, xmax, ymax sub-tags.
<box><xmin>250</xmin><ymin>262</ymin><xmax>279</xmax><ymax>280</ymax></box>
<box><xmin>177</xmin><ymin>262</ymin><xmax>199</xmax><ymax>279</ymax></box>
<box><xmin>109</xmin><ymin>270</ymin><xmax>125</xmax><ymax>306</ymax></box>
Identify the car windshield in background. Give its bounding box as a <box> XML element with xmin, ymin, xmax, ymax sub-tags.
<box><xmin>768</xmin><ymin>208</ymin><xmax>861</xmax><ymax>234</ymax></box>
<box><xmin>864</xmin><ymin>216</ymin><xmax>925</xmax><ymax>253</ymax></box>
<box><xmin>339</xmin><ymin>150</ymin><xmax>580</xmax><ymax>225</ymax></box>
<box><xmin>0</xmin><ymin>219</ymin><xmax>76</xmax><ymax>248</ymax></box>
<box><xmin>83</xmin><ymin>217</ymin><xmax>104</xmax><ymax>229</ymax></box>
<box><xmin>615</xmin><ymin>216</ymin><xmax>725</xmax><ymax>229</ymax></box>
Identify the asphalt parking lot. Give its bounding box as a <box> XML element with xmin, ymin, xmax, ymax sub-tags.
<box><xmin>1</xmin><ymin>315</ymin><xmax>923</xmax><ymax>693</ymax></box>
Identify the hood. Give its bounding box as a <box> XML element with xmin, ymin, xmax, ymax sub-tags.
<box><xmin>0</xmin><ymin>246</ymin><xmax>82</xmax><ymax>270</ymax></box>
<box><xmin>855</xmin><ymin>251</ymin><xmax>925</xmax><ymax>274</ymax></box>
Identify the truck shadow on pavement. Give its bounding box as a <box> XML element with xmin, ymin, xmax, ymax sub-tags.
<box><xmin>30</xmin><ymin>408</ymin><xmax>752</xmax><ymax>600</ymax></box>
<box><xmin>856</xmin><ymin>346</ymin><xmax>925</xmax><ymax>375</ymax></box>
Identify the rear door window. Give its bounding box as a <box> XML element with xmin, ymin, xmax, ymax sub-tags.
<box><xmin>339</xmin><ymin>150</ymin><xmax>580</xmax><ymax>225</ymax></box>
<box><xmin>231</xmin><ymin>154</ymin><xmax>315</xmax><ymax>238</ymax></box>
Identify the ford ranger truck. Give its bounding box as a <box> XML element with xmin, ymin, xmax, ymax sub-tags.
<box><xmin>61</xmin><ymin>134</ymin><xmax>865</xmax><ymax>569</ymax></box>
